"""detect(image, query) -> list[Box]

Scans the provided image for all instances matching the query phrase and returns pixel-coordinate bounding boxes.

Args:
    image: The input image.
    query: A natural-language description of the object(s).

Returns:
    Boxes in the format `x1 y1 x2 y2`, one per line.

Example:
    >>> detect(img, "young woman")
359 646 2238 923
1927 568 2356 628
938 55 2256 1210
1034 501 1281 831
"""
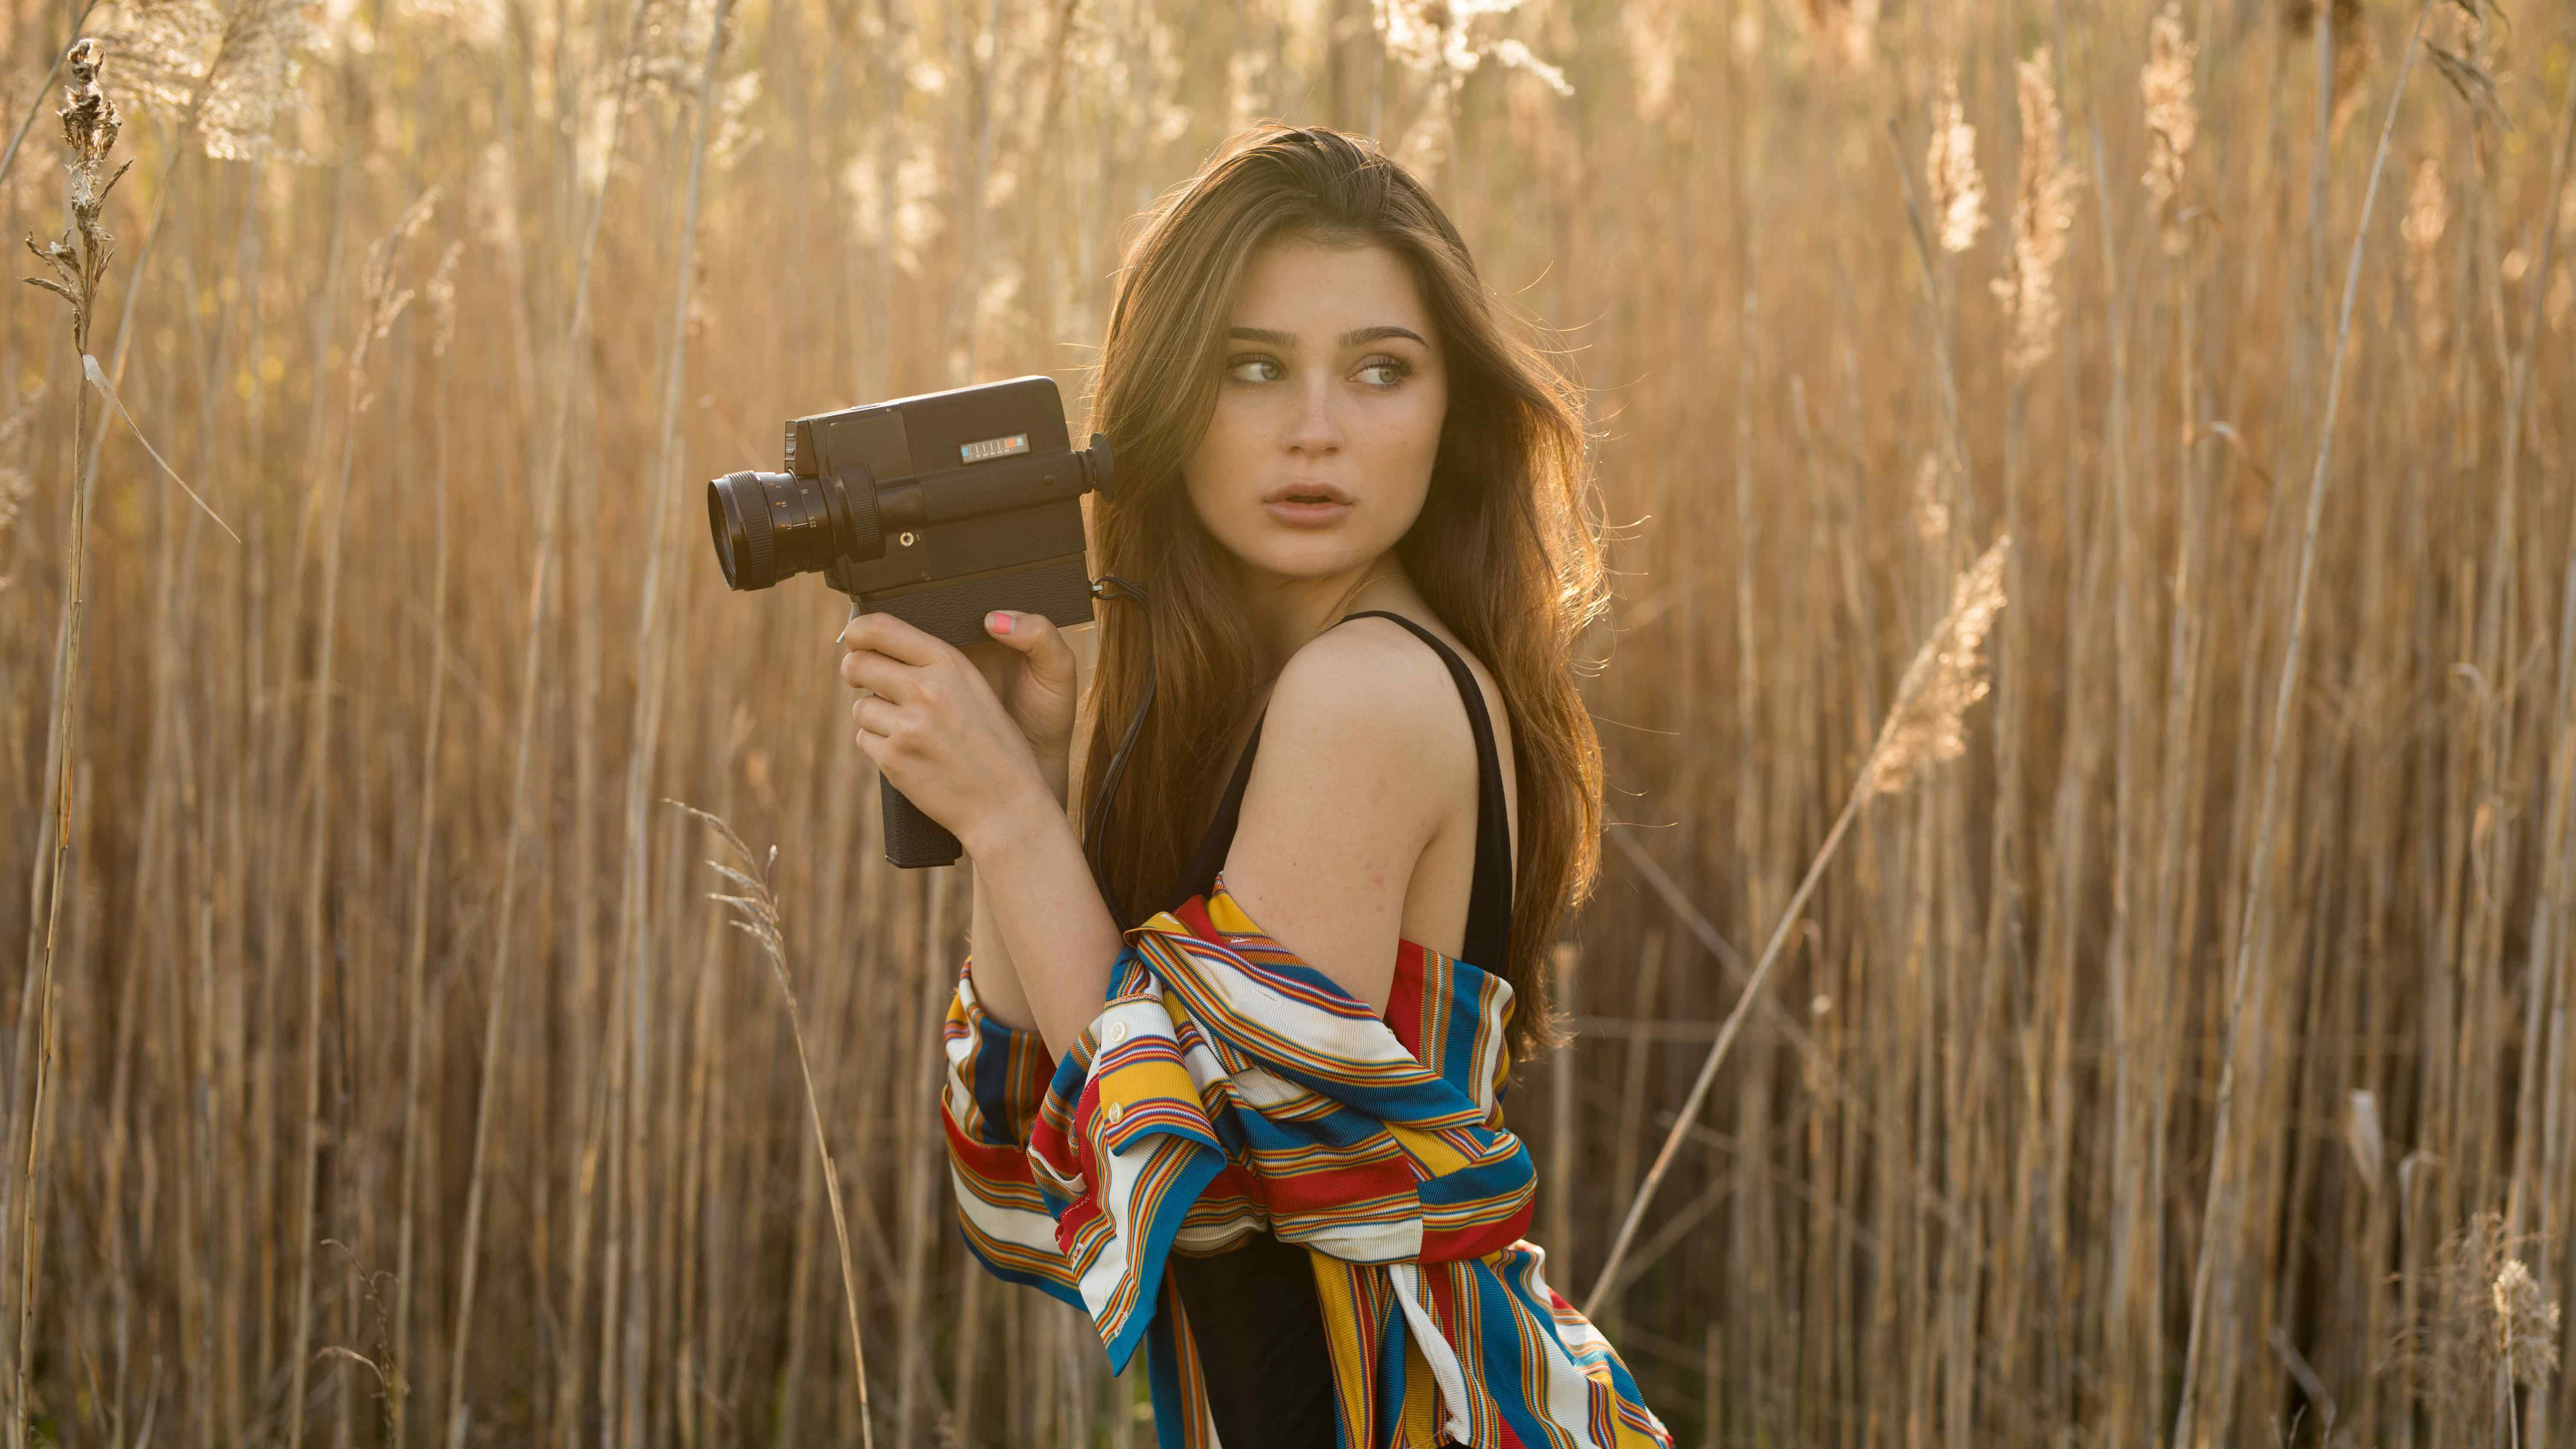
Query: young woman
837 124 1670 1449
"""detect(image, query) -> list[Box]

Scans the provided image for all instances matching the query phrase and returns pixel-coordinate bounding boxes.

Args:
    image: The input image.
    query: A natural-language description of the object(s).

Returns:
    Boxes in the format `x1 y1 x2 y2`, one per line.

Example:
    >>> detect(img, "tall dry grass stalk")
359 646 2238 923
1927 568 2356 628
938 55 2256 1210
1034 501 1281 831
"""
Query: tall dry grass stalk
668 804 874 1449
12 37 128 1449
284 179 437 1449
440 4 649 1441
1586 534 2008 1318
2172 9 2431 1443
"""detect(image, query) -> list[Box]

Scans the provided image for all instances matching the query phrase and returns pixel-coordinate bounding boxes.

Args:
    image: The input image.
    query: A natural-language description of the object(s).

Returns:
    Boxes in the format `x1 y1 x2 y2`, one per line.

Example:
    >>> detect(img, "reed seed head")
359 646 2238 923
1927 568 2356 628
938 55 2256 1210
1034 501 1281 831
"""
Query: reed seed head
1383 0 1570 174
2140 1 2196 254
672 801 793 991
2493 1259 2562 1388
1927 66 1986 255
1911 453 1951 541
1992 48 2076 376
1863 533 2009 799
2403 157 2449 357
113 0 319 160
425 240 463 360
1377 0 1569 84
350 188 441 413
2342 1088 2383 1191
1797 0 1877 69
0 391 40 590
2390 1210 2560 1421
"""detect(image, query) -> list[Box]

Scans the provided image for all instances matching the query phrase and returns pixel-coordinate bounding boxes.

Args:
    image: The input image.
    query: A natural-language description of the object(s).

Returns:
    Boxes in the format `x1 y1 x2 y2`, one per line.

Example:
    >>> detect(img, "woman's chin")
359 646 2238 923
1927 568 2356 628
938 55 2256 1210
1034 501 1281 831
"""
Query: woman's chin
1235 535 1386 582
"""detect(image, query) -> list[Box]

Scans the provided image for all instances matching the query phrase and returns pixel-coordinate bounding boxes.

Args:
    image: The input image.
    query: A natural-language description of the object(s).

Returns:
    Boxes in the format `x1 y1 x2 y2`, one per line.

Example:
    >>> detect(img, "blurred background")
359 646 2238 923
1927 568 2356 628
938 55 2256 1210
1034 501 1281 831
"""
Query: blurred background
4 0 2574 1443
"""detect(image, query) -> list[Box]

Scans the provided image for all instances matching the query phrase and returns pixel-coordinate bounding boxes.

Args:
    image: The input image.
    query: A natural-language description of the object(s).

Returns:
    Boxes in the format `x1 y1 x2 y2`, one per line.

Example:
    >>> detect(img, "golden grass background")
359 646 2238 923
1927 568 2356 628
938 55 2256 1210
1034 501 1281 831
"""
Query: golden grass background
3 0 2573 1443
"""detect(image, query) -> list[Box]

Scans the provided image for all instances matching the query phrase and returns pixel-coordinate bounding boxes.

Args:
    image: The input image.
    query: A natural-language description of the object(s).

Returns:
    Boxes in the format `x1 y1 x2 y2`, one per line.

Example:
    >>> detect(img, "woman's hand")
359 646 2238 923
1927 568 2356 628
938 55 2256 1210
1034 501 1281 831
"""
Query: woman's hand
956 609 1081 800
838 609 1065 852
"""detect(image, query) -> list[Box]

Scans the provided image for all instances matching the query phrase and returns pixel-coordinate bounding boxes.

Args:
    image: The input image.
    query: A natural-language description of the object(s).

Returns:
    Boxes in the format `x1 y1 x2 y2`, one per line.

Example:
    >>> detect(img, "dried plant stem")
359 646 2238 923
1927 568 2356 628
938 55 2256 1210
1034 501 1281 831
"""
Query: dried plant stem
75 0 281 506
607 0 737 1438
1547 943 1578 1270
283 173 432 1449
12 355 85 1449
1588 534 2007 1320
2494 14 2576 1227
2498 54 2576 1449
390 339 452 1449
442 6 650 1443
2170 9 2431 1445
1584 775 1866 1320
1884 120 1974 549
14 38 128 1449
1608 931 1668 1236
669 805 874 1449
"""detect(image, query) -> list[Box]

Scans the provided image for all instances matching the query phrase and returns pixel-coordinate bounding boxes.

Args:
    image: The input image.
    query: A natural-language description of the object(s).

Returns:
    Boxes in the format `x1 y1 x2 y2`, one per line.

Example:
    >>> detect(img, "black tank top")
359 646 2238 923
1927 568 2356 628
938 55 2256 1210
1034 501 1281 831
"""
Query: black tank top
1162 609 1515 1446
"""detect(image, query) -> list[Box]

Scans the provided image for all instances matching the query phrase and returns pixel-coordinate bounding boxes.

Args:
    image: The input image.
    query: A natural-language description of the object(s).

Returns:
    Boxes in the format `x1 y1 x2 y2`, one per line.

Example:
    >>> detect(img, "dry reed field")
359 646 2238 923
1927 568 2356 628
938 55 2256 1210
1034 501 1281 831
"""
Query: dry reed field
3 0 2574 1442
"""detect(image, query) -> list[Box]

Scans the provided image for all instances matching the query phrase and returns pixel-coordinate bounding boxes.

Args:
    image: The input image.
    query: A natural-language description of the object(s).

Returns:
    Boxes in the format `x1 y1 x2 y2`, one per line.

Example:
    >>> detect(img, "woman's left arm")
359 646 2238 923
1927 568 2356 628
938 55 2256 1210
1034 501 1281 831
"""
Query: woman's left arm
839 609 1122 1058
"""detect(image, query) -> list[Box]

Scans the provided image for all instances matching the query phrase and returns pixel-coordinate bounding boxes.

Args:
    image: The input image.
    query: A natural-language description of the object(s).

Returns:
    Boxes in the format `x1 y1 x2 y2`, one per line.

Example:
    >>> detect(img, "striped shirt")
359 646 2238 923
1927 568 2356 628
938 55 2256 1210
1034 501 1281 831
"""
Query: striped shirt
940 875 1675 1448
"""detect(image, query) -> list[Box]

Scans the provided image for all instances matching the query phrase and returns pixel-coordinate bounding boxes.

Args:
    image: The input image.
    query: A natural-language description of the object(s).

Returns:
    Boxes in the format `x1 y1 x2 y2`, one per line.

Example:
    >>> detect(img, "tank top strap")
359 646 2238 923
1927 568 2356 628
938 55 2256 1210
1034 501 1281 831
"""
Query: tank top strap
1171 611 1513 970
1334 611 1514 969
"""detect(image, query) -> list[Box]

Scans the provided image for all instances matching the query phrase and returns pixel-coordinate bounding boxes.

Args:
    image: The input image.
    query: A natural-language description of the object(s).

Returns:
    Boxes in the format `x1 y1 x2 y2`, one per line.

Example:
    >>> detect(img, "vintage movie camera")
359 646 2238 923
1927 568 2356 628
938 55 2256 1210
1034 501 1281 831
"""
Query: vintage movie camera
706 375 1114 868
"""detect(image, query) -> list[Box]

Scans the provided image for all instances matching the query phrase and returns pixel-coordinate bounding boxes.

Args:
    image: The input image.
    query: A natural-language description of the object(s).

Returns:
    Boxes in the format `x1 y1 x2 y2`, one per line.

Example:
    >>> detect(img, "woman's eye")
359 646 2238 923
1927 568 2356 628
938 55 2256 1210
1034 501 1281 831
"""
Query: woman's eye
1356 358 1410 389
1225 356 1282 385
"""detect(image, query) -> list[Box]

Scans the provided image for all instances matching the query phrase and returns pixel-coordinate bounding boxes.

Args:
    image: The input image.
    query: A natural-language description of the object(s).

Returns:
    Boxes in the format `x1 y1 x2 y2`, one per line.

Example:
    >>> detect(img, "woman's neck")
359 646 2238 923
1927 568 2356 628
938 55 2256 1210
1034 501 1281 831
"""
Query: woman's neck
1234 556 1422 680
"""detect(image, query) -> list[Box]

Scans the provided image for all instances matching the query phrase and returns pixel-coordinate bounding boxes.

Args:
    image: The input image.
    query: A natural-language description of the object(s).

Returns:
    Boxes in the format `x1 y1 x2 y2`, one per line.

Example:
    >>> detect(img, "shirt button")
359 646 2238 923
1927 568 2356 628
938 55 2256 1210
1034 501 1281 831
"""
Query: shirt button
1105 1020 1129 1045
1103 1100 1125 1127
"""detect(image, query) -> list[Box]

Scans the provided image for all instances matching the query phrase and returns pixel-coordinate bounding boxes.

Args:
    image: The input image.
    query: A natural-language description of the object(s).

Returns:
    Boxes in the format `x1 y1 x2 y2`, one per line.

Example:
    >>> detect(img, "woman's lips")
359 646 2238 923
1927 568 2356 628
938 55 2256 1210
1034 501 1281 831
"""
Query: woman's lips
1263 497 1352 527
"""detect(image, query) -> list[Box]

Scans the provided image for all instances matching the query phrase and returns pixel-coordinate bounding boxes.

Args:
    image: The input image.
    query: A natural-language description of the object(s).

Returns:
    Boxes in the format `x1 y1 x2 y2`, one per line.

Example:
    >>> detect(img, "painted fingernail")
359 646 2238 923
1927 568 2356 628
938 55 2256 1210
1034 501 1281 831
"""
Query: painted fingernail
988 611 1014 635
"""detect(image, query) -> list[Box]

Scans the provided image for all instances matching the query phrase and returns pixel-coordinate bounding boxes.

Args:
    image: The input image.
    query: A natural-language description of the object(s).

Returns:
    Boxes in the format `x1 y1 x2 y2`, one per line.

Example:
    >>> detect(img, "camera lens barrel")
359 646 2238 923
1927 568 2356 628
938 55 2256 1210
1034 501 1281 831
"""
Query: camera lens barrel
705 432 1111 592
708 469 878 590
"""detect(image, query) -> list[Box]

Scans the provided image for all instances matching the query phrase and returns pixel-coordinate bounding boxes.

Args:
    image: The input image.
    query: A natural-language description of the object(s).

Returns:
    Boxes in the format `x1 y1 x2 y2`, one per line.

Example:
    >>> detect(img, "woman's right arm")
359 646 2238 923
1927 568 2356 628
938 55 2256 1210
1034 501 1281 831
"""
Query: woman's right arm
960 764 1065 1036
907 603 1088 1041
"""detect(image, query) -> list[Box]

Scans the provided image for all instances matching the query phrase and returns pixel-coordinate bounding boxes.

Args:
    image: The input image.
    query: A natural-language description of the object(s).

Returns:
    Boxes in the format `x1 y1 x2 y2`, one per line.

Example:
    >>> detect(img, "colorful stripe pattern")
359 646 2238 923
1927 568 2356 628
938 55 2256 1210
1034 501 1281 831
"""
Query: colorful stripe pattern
938 876 1674 1448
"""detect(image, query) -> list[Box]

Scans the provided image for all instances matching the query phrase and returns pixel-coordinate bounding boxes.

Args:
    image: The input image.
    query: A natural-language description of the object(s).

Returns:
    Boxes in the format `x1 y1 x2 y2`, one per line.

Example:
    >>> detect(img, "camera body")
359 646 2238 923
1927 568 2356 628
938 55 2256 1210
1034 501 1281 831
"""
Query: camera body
707 374 1112 867
798 374 1098 645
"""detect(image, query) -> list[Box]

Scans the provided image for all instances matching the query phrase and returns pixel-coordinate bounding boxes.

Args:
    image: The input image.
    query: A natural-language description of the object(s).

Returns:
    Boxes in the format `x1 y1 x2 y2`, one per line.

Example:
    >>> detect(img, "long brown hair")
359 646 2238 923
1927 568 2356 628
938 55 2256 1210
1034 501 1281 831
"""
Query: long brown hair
1077 123 1607 1063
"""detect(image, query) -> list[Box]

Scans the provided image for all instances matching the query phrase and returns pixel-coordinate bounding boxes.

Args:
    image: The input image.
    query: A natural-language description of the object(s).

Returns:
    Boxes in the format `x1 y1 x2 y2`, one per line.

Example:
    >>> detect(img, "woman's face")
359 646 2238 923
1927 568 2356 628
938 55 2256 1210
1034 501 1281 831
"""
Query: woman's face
1182 235 1449 585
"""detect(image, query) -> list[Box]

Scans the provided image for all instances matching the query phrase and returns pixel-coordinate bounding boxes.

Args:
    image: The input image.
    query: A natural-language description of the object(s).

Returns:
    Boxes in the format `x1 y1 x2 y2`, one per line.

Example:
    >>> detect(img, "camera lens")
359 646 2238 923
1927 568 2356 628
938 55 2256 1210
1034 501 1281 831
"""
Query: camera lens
707 470 842 590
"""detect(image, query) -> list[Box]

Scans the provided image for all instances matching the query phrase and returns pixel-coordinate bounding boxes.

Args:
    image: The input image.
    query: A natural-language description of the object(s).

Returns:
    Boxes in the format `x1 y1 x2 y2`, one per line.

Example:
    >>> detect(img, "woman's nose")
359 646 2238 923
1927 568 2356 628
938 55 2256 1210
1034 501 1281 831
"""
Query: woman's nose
1284 383 1343 456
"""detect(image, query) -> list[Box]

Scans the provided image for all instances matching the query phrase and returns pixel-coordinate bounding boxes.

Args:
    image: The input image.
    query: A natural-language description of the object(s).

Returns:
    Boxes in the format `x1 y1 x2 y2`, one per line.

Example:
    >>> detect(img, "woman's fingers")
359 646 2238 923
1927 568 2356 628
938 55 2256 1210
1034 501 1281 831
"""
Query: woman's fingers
981 610 1077 693
840 645 920 701
852 693 901 741
837 608 947 666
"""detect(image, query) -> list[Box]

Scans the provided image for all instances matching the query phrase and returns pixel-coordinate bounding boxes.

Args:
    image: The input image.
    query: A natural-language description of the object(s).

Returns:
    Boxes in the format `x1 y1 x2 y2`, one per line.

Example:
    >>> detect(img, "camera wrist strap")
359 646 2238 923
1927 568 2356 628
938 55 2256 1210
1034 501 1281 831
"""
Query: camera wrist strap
1083 574 1153 919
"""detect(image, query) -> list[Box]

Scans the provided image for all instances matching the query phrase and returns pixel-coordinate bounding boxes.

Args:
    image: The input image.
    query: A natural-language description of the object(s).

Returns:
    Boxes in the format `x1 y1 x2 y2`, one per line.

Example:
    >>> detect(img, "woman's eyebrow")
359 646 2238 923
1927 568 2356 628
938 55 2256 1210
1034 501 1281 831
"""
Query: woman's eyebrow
1227 324 1429 349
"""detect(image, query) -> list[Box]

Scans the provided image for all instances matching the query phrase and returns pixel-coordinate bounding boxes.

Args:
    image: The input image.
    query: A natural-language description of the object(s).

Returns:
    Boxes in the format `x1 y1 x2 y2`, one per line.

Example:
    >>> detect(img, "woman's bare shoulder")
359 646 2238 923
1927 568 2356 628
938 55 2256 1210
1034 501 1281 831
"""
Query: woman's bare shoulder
1260 615 1484 802
1222 616 1486 1004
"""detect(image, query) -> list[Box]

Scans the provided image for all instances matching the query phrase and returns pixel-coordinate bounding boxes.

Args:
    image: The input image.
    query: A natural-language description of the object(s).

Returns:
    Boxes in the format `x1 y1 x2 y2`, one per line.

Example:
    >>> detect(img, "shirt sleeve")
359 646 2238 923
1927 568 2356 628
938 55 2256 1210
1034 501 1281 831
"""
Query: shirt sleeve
938 955 1087 1309
1021 948 1231 1375
938 948 1231 1370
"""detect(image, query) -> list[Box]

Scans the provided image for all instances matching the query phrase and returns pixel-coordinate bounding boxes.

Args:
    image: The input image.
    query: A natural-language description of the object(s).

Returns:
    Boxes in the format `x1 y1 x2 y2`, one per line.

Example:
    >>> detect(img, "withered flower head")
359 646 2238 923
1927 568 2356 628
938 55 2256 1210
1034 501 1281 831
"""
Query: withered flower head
25 37 136 341
59 38 122 170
